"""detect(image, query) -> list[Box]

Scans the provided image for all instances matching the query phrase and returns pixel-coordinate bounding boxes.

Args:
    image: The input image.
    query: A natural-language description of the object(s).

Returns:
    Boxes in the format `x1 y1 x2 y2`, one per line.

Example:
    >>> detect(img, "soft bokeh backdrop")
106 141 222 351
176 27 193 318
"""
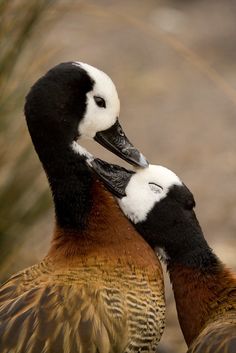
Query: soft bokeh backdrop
1 0 236 352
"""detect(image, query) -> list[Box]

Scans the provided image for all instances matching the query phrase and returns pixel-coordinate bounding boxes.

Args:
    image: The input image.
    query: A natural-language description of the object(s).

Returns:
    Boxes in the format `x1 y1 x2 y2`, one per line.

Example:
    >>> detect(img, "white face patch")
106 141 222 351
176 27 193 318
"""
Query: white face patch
71 141 94 164
73 62 120 139
118 164 182 224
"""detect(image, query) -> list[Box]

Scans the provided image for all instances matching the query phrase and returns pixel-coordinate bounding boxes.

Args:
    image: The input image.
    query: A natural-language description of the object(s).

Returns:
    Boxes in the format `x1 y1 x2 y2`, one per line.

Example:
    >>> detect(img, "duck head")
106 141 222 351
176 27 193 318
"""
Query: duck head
88 157 208 264
25 61 148 168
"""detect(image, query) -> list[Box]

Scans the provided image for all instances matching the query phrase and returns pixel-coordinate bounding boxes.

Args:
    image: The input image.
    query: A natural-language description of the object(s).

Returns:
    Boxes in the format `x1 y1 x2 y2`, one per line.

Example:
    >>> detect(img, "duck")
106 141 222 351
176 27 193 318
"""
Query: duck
0 62 165 353
89 158 236 353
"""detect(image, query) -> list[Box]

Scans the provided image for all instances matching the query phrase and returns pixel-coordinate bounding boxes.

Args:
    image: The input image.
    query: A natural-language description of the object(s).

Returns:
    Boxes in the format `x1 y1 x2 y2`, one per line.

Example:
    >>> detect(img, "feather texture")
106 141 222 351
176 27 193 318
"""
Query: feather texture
0 258 165 353
187 313 236 353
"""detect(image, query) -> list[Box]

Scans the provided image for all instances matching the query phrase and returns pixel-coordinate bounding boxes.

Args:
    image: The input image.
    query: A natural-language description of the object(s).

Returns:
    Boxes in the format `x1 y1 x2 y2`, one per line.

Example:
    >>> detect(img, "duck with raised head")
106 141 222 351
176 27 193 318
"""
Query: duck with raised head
90 158 236 353
0 62 165 353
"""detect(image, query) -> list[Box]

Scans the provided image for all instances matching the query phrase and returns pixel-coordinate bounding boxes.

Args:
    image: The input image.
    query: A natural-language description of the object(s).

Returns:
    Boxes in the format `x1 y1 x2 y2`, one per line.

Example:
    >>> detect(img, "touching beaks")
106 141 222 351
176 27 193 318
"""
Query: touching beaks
87 157 134 198
94 120 148 168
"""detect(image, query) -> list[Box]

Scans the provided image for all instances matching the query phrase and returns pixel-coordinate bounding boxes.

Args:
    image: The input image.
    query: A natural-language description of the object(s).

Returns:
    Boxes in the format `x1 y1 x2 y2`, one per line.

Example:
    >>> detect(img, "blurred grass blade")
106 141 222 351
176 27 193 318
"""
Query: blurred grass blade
0 0 60 281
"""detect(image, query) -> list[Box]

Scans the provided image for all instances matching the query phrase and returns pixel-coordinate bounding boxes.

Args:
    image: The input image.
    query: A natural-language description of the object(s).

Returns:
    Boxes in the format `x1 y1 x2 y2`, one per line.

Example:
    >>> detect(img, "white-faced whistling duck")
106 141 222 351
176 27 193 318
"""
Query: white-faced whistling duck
0 63 165 353
90 160 236 353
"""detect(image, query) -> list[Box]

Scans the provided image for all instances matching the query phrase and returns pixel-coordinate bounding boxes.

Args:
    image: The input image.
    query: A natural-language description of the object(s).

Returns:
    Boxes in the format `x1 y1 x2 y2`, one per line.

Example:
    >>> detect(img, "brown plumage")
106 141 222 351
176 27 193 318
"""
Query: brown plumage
0 63 165 352
87 162 236 353
169 263 236 353
0 182 165 353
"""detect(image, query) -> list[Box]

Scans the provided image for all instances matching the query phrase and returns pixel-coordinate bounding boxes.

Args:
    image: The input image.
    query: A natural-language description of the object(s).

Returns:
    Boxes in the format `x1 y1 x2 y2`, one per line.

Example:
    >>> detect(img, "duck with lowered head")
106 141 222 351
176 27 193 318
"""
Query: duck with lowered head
89 157 236 353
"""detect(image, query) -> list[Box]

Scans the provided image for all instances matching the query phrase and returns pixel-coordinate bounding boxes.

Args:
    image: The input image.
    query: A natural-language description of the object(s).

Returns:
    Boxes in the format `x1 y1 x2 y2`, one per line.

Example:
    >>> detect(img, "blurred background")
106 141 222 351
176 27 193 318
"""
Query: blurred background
1 0 236 352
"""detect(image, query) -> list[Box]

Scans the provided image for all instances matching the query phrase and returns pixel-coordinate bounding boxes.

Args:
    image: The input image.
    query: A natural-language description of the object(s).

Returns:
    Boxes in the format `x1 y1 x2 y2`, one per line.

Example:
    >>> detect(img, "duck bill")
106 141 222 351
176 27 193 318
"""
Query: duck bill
94 120 148 168
87 157 134 198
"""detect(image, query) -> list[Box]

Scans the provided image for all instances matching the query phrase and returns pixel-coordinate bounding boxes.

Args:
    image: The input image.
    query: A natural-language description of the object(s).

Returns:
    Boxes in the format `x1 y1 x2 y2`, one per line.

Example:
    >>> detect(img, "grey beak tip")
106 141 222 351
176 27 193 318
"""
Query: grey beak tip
139 153 149 168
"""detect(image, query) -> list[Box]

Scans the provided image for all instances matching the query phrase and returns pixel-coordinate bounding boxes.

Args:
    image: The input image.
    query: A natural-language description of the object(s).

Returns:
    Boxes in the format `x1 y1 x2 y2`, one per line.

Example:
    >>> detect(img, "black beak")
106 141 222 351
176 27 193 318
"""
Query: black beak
87 157 134 198
94 120 148 168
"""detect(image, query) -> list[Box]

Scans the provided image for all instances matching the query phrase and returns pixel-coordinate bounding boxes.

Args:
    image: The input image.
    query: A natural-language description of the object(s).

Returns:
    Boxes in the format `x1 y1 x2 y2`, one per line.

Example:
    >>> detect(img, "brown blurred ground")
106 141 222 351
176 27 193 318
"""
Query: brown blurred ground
1 1 236 352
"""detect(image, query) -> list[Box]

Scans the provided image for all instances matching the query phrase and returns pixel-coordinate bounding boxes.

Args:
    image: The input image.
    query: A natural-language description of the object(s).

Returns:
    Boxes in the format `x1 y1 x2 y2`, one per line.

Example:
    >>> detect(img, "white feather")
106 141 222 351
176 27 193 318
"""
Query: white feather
73 62 120 138
118 165 182 223
71 141 94 165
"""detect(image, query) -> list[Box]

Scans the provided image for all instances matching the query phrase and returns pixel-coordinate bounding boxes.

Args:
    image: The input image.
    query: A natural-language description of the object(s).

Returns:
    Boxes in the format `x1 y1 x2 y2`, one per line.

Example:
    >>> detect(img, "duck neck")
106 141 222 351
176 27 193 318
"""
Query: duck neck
167 239 236 346
36 136 93 231
24 64 96 231
48 180 162 274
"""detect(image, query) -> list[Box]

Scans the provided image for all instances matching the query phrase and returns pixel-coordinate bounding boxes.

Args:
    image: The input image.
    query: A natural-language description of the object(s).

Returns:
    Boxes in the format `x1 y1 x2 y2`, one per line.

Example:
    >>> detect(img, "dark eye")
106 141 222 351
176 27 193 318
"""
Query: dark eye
149 182 163 194
94 96 106 108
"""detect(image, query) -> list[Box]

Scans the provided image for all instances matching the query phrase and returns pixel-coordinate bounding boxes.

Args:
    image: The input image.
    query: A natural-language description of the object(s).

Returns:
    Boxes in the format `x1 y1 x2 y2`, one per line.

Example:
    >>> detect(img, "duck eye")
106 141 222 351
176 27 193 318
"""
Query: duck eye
94 96 106 108
149 182 163 194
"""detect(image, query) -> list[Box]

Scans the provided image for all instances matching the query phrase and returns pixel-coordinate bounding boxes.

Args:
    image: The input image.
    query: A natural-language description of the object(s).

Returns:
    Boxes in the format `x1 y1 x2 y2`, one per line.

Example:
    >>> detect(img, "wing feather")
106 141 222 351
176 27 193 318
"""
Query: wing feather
0 281 127 353
0 262 163 352
188 321 236 353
